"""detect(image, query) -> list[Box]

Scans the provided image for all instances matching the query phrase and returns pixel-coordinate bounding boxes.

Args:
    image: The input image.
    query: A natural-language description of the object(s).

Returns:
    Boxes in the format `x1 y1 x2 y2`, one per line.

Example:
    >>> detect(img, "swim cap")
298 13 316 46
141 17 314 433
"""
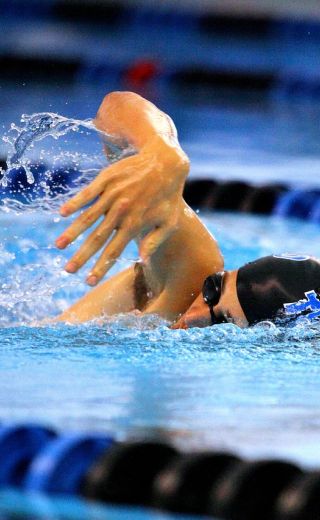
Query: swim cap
236 254 320 324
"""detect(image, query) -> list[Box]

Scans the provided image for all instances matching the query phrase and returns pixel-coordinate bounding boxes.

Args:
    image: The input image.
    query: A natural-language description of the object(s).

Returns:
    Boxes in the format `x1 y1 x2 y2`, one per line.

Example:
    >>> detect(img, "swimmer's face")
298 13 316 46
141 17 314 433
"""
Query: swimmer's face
172 270 248 329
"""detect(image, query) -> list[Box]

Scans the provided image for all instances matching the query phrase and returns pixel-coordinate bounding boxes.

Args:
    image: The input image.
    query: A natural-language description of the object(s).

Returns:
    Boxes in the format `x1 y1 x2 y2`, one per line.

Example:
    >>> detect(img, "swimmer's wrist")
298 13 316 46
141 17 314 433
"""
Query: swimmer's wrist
141 134 190 179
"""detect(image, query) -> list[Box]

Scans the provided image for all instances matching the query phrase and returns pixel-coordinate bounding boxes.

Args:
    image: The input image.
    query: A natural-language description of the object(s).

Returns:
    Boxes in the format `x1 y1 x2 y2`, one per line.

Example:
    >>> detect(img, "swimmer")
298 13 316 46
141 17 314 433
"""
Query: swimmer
54 92 320 328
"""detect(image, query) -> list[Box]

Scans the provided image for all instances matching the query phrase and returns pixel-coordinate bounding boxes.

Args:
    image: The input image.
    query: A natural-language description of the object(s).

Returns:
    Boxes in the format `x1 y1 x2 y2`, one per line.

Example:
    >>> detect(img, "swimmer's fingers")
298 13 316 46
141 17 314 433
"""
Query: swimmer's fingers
63 199 130 274
59 154 142 217
139 225 173 263
88 229 131 285
59 163 119 217
56 191 112 249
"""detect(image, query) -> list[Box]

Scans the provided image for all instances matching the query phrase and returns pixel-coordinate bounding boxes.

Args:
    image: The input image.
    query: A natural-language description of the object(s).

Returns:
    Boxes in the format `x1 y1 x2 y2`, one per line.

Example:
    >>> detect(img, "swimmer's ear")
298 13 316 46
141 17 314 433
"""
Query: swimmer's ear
139 226 172 263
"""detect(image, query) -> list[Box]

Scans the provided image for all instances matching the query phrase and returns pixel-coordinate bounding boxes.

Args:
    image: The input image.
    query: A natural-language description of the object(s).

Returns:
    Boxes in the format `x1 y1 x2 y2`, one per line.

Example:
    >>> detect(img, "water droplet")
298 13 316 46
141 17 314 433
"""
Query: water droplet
0 172 8 187
25 164 35 185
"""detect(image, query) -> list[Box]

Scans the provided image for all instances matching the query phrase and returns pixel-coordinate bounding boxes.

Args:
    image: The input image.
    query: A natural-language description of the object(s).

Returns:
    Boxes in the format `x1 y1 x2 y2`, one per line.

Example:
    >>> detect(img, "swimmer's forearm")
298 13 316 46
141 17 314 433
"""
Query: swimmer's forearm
95 91 190 182
95 91 181 151
55 267 137 323
95 90 190 205
57 92 190 284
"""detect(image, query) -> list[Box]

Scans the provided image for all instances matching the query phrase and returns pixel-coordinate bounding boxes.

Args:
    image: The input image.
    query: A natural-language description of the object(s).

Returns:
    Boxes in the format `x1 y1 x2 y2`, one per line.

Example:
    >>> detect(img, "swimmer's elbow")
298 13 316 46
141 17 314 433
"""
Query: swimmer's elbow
178 151 190 176
153 134 190 177
98 91 147 116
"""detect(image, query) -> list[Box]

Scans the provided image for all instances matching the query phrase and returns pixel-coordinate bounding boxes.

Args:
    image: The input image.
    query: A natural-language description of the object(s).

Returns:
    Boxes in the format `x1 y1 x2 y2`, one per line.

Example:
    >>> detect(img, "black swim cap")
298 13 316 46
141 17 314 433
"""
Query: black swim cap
236 254 320 324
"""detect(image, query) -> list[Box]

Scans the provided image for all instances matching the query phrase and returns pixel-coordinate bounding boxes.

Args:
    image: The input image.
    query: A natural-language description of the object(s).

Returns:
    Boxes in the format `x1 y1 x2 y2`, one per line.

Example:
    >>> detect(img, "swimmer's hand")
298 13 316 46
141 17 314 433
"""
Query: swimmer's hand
55 92 189 285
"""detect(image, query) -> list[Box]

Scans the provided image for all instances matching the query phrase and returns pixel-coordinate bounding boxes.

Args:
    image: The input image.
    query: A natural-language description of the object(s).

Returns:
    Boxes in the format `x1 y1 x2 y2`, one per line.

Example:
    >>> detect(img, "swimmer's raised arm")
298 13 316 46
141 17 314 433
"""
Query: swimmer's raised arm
55 93 224 324
56 92 189 285
94 90 179 150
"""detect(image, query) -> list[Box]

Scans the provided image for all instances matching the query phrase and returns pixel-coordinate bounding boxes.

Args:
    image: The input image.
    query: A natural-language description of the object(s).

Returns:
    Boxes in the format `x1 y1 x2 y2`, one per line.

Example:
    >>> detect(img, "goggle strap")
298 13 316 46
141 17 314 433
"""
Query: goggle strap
209 306 216 325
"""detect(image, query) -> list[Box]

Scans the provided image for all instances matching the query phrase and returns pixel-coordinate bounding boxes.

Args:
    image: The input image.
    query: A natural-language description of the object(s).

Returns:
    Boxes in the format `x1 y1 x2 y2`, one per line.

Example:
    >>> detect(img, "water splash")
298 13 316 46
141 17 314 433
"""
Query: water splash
1 112 136 192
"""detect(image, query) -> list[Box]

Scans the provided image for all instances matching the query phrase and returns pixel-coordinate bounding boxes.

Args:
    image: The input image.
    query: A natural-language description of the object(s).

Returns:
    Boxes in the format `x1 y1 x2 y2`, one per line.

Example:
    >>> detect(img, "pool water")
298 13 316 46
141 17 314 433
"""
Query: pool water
1 208 320 470
1 89 320 518
0 488 203 520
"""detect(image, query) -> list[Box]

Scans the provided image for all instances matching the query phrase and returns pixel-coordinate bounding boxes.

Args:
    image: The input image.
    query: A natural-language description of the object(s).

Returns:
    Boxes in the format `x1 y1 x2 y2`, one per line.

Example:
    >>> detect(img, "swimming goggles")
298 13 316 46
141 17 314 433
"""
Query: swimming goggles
202 271 227 325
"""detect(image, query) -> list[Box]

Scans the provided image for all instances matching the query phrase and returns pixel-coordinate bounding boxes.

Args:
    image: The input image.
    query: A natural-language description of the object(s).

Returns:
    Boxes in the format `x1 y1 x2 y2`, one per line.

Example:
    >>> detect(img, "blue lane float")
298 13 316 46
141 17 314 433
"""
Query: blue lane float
0 424 55 487
273 190 320 219
24 433 113 494
309 198 320 224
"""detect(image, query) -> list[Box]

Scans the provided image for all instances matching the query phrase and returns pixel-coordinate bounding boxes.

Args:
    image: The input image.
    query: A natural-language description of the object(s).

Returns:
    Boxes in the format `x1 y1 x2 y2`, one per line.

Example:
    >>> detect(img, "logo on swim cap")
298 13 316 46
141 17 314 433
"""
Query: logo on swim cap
273 254 310 262
284 290 320 321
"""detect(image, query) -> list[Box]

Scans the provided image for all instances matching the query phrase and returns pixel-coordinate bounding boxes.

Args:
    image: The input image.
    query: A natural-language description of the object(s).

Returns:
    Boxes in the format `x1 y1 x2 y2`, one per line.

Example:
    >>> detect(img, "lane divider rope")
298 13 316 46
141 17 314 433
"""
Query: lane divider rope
0 423 317 519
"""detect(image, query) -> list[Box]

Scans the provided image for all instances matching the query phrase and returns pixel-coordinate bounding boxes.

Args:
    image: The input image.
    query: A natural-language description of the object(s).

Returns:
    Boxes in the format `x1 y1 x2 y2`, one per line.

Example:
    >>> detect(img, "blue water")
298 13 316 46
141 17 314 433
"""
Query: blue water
1 208 320 471
1 87 320 518
0 488 203 520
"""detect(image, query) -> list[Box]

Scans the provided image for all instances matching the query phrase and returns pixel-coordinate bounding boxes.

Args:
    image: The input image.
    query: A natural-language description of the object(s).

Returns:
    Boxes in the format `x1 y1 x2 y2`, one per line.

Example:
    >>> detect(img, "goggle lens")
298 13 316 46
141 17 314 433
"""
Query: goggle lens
202 271 225 307
202 271 226 325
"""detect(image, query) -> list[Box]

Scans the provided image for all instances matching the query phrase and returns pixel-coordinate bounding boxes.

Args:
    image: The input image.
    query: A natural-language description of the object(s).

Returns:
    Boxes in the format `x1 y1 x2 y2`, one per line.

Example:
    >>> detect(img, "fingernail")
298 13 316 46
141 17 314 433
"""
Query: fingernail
87 275 98 286
56 237 69 249
65 262 77 273
60 206 69 217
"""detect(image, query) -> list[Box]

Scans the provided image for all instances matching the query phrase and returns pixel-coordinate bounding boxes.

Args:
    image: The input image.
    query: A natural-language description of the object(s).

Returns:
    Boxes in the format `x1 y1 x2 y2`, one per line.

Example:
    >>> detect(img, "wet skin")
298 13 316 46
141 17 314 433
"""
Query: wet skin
55 92 224 324
172 270 248 329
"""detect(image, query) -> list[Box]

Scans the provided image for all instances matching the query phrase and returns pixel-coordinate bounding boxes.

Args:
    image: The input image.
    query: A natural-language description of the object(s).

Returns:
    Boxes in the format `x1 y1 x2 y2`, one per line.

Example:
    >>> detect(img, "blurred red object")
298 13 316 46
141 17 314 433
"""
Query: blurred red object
124 59 159 87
